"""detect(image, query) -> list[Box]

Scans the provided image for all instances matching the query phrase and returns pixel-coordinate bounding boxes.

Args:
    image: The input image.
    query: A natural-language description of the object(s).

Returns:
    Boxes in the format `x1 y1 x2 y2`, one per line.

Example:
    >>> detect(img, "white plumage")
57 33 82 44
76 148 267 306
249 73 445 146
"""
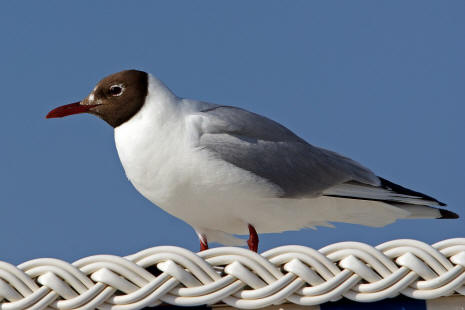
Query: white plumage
114 74 447 246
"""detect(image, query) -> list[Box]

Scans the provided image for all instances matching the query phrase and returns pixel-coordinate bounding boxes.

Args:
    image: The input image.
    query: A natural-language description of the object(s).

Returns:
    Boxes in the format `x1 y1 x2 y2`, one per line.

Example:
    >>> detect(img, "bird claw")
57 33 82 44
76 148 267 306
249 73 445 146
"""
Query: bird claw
247 224 259 252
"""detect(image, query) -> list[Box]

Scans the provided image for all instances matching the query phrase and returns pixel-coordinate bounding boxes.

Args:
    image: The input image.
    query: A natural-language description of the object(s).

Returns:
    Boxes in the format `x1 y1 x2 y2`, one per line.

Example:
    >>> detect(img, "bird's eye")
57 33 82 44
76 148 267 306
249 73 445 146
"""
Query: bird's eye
109 85 123 96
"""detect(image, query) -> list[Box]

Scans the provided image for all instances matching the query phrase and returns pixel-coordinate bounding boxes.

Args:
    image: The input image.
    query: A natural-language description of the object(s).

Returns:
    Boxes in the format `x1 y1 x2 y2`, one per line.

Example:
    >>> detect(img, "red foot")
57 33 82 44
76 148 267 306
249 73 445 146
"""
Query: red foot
247 224 259 252
200 237 208 251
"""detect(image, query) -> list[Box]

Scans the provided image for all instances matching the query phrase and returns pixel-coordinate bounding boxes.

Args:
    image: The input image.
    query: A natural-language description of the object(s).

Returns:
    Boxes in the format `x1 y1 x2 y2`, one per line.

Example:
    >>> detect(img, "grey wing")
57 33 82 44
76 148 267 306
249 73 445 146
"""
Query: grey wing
196 106 447 208
196 106 381 198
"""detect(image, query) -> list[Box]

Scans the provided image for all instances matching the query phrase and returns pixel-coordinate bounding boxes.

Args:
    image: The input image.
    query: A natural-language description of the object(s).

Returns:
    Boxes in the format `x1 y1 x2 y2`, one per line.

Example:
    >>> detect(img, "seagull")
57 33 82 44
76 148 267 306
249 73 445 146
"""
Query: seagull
46 70 458 252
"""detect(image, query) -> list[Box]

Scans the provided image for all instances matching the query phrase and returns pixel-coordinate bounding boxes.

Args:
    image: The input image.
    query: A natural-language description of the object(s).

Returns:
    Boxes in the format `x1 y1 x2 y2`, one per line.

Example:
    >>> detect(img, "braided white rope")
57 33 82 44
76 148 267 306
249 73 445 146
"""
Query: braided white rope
0 239 464 310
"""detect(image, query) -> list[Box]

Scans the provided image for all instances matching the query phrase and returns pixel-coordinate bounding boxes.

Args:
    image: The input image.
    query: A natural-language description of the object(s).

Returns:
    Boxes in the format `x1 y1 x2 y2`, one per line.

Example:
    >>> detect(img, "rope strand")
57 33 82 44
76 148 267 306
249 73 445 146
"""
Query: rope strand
0 239 464 309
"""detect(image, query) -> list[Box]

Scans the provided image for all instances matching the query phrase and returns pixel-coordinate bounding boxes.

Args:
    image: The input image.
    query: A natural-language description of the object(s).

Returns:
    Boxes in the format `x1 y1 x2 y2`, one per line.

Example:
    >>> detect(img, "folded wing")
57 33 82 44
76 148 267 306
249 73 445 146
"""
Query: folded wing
193 105 454 217
194 106 378 196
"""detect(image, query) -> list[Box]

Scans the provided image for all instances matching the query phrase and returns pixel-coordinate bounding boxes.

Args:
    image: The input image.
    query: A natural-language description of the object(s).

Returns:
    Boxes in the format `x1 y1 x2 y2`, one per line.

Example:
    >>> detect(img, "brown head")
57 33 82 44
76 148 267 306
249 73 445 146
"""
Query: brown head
46 70 149 128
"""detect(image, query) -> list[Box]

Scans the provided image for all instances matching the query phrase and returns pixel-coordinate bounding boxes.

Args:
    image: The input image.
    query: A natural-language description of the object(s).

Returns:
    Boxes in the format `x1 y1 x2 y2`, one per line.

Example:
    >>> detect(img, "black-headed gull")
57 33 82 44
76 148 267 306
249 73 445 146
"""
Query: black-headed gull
47 70 459 252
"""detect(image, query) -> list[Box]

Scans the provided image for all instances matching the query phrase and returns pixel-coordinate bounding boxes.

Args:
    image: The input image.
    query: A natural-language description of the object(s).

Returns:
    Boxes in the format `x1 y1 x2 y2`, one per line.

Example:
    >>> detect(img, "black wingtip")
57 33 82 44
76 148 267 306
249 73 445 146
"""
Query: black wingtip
378 177 446 206
438 208 460 219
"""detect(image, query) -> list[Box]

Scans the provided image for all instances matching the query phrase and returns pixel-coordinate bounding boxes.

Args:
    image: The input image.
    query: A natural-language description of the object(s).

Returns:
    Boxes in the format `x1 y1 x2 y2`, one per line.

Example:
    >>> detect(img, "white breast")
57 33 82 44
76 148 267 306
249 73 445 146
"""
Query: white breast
114 76 279 240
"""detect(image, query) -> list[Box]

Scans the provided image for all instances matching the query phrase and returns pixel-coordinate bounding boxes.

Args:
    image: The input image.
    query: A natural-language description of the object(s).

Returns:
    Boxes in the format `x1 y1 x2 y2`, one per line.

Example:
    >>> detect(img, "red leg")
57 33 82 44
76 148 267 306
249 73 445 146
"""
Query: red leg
199 235 208 251
247 224 259 252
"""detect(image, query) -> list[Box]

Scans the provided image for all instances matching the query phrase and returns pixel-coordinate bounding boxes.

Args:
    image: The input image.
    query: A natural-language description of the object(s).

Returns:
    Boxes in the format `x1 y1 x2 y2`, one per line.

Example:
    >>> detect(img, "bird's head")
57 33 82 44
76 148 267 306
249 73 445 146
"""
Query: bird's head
46 70 148 128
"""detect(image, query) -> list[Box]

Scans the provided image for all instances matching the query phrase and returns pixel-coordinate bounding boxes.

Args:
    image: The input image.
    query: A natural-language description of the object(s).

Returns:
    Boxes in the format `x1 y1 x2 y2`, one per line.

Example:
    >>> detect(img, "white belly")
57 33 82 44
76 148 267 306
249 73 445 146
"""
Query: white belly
113 110 283 237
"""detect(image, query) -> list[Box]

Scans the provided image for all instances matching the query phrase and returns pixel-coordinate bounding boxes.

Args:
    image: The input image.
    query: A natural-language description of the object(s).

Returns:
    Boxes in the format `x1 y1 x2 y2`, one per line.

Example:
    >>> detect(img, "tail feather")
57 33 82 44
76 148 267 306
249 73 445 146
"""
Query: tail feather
389 203 458 219
438 208 460 219
323 176 459 220
324 177 449 207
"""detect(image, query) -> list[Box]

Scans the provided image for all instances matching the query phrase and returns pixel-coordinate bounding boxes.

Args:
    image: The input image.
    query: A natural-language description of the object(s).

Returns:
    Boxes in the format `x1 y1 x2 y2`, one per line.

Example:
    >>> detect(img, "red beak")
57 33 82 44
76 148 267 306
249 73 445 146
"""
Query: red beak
46 102 98 119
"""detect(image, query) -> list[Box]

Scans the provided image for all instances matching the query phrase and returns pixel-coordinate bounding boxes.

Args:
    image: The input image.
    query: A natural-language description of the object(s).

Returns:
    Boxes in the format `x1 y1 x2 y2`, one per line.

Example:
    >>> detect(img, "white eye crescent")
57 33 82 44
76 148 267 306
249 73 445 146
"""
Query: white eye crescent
109 84 124 96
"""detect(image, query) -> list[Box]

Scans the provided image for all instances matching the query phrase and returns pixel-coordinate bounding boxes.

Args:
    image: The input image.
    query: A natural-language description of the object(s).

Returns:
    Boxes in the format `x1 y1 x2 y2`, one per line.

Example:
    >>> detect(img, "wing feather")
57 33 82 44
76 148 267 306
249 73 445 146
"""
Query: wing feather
194 105 380 197
188 104 451 216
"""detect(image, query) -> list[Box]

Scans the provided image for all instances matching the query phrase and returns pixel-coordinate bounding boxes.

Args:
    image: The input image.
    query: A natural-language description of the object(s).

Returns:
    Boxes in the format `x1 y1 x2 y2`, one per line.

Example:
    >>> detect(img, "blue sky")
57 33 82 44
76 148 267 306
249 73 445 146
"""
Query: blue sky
0 1 463 264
